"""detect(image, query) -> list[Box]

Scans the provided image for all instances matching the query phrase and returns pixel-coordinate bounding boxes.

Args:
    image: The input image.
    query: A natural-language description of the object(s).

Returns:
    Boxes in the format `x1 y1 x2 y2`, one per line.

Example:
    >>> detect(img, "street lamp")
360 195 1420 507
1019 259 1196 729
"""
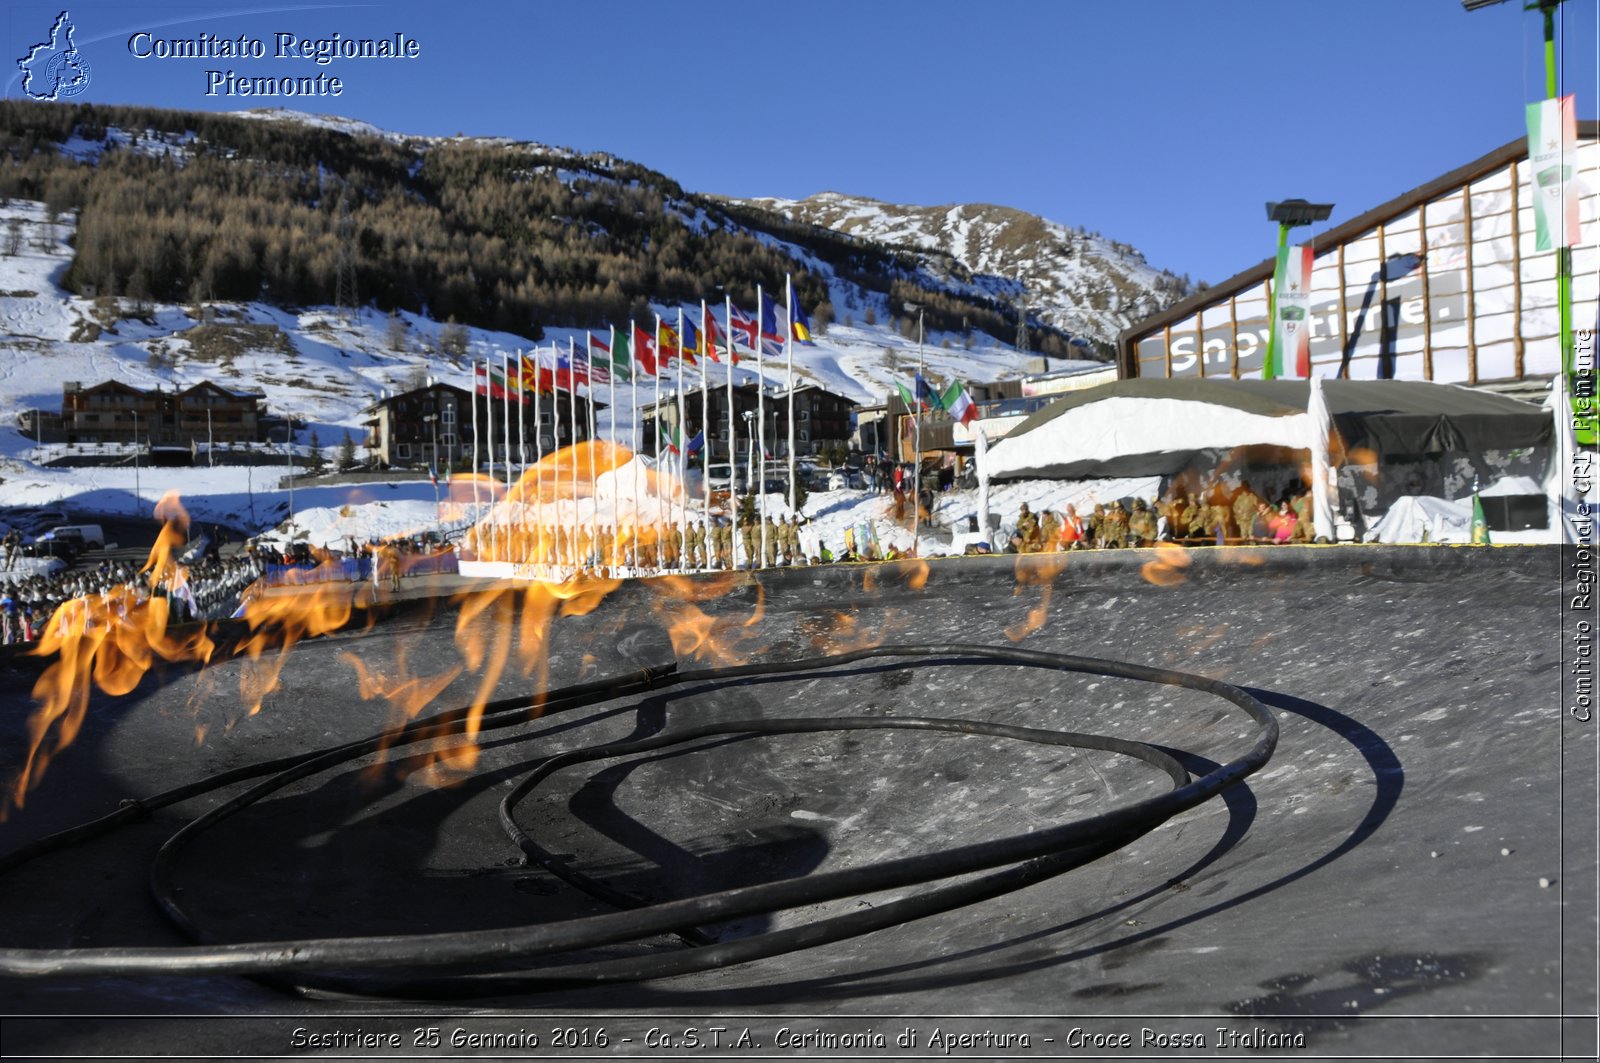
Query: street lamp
742 410 755 494
1262 199 1335 379
423 413 440 520
741 409 756 569
132 408 141 516
284 416 296 525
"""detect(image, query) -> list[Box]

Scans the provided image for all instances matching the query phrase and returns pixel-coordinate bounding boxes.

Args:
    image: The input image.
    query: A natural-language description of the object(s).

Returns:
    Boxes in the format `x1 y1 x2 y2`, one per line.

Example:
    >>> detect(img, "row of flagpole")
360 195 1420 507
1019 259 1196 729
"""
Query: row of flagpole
459 277 814 577
459 289 983 576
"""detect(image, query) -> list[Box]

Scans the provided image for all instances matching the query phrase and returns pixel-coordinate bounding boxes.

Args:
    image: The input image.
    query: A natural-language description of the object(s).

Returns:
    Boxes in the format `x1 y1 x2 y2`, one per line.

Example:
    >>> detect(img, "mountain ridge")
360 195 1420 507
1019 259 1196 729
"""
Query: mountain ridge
738 190 1192 348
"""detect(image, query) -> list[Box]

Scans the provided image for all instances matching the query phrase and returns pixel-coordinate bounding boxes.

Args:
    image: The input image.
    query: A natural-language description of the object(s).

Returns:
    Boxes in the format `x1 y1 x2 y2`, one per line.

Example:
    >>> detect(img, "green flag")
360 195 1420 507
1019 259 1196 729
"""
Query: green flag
1471 493 1491 546
609 331 632 382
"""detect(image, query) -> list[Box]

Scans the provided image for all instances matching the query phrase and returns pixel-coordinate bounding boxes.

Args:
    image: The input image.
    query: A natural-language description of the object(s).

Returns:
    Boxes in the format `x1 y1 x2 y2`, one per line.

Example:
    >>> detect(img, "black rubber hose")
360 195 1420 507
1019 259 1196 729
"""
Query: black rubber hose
0 662 678 876
0 645 1273 982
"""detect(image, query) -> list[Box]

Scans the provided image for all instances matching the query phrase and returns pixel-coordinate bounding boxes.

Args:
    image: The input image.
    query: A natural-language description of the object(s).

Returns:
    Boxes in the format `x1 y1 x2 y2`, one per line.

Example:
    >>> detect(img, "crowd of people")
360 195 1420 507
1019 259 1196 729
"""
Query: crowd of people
0 552 266 646
1007 481 1315 553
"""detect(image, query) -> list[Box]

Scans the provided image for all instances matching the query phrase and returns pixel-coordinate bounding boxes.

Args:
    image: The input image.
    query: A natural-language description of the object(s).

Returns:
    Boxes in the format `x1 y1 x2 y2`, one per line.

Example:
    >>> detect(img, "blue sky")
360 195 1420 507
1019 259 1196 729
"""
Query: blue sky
6 0 1597 287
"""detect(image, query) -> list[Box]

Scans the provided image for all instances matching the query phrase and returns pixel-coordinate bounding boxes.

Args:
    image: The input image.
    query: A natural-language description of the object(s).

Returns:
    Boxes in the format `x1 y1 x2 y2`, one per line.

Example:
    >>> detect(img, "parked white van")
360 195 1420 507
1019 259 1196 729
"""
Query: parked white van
40 524 106 549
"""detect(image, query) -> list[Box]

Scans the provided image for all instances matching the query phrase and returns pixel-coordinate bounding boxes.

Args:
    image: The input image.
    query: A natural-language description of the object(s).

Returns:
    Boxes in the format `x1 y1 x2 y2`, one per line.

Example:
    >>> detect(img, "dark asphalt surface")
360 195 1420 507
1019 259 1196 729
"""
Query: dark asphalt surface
0 545 1591 1060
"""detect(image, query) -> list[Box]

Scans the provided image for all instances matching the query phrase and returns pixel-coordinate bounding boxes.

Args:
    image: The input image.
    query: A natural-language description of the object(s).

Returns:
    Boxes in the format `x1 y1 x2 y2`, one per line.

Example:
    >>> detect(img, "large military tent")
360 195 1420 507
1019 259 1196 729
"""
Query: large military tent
984 378 1552 481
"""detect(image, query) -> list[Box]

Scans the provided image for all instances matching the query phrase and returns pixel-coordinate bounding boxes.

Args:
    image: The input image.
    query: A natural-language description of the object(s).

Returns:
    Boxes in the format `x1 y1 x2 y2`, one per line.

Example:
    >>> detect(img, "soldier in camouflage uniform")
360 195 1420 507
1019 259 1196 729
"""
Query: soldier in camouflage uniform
1206 490 1231 545
1087 504 1107 549
1232 481 1260 544
1292 491 1313 542
740 518 756 569
763 517 779 567
1015 503 1040 553
1127 498 1156 546
1039 509 1061 552
1177 496 1203 544
1103 501 1129 548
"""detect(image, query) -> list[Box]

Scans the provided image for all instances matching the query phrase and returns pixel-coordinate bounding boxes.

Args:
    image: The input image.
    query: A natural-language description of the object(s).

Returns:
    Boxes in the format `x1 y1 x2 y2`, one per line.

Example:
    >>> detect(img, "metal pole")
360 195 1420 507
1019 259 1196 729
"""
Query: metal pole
726 295 738 568
756 285 767 567
1540 1 1579 442
786 274 797 512
534 350 547 573
471 360 480 533
608 326 619 572
911 309 924 556
284 416 294 526
1262 221 1289 380
427 413 439 522
516 351 527 566
133 408 141 516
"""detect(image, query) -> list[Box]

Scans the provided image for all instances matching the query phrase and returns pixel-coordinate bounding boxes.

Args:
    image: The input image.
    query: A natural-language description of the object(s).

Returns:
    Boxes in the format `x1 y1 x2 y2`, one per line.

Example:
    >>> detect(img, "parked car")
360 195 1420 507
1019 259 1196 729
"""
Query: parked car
827 470 867 490
40 524 105 549
25 532 84 561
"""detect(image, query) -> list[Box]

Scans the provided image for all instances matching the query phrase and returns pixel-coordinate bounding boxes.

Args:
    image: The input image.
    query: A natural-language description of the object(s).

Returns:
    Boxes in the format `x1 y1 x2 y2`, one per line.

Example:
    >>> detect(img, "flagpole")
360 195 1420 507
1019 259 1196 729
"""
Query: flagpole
676 305 688 551
515 348 527 568
755 284 767 568
568 336 579 575
586 331 599 575
912 309 924 557
654 313 665 575
533 350 545 576
725 295 738 571
501 350 513 563
786 274 797 513
608 325 619 573
471 358 480 548
485 354 497 561
629 319 639 572
700 300 711 553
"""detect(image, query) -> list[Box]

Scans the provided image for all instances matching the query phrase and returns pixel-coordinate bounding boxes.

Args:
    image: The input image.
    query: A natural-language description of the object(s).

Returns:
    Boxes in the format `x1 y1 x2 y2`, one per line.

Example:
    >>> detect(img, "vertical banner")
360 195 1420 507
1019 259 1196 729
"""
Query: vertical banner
1274 244 1315 378
1526 94 1580 250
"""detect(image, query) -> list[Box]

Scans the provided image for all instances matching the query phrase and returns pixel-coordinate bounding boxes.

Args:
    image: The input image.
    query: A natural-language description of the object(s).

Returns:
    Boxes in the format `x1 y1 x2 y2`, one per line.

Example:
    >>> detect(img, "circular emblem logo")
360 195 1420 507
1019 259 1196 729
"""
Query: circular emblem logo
44 50 92 98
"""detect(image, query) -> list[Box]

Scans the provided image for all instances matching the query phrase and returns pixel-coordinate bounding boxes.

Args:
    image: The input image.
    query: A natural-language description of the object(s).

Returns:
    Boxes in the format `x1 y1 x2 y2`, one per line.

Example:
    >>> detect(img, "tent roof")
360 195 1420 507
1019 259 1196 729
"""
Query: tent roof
986 378 1552 481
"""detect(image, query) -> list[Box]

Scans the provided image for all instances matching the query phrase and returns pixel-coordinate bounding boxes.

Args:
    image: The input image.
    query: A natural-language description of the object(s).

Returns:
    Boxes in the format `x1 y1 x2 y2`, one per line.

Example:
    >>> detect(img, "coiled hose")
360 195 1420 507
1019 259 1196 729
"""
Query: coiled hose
0 644 1276 997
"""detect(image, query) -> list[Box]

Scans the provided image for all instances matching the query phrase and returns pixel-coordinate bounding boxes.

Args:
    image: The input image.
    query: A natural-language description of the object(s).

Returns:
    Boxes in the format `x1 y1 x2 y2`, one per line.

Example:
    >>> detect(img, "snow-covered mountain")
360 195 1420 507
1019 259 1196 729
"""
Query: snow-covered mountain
738 192 1192 347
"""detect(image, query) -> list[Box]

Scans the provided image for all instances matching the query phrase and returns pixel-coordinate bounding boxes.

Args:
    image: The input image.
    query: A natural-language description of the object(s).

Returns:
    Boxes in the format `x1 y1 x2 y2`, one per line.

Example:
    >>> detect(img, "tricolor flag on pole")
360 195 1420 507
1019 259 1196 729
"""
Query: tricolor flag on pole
1272 244 1315 378
941 381 977 427
1526 95 1581 251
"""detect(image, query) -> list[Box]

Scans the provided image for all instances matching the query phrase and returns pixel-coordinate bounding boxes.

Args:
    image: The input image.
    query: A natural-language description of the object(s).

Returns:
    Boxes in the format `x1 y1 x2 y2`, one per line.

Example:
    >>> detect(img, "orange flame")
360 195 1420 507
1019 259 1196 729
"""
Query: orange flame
6 434 799 815
1004 553 1068 642
651 574 767 666
11 493 215 812
1141 542 1193 587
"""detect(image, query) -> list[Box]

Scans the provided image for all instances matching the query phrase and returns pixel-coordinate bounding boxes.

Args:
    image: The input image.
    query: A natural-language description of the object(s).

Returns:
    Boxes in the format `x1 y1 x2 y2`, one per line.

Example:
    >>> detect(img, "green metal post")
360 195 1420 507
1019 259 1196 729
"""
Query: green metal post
1539 0 1584 440
1262 221 1290 380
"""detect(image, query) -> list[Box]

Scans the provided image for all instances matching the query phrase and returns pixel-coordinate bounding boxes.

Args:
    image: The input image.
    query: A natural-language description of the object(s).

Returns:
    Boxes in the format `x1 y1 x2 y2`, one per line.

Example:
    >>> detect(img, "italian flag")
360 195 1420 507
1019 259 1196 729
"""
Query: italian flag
941 381 977 427
1273 244 1315 378
1526 95 1580 251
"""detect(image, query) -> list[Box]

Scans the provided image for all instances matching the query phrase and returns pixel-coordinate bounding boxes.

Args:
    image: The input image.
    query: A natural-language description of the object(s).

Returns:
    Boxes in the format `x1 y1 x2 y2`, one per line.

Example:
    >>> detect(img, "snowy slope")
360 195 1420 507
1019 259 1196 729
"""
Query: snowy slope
740 192 1191 346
